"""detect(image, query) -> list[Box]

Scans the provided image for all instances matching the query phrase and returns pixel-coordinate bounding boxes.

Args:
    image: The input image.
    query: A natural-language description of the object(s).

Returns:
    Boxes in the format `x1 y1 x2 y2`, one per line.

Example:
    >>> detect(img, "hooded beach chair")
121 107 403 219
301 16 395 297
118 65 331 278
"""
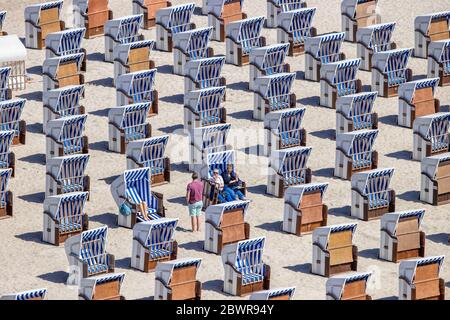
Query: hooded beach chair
113 39 155 84
126 135 170 185
43 192 89 245
336 92 378 134
0 288 47 300
399 256 445 300
0 11 7 36
283 182 328 236
413 112 450 161
420 152 450 205
222 237 270 296
0 131 15 176
263 107 306 157
45 28 87 72
249 43 290 91
184 86 226 131
24 1 65 49
335 129 379 180
253 72 296 120
380 209 426 263
65 226 115 283
0 168 12 219
249 287 295 300
79 272 125 300
184 56 226 96
0 98 26 145
372 48 413 98
326 272 372 300
225 16 266 66
356 22 396 71
341 0 380 42
42 53 85 92
351 168 395 220
73 0 113 38
0 67 12 102
110 167 165 228
267 146 312 198
108 103 151 154
277 8 316 57
132 0 171 29
104 15 144 62
45 154 90 197
427 40 450 87
155 258 202 300
155 3 196 52
43 85 85 132
267 0 307 28
204 200 250 254
398 78 440 128
207 0 247 41
312 223 358 277
414 11 450 59
305 32 346 82
116 69 158 116
173 27 214 75
131 218 178 271
0 36 27 91
45 114 88 159
320 59 362 109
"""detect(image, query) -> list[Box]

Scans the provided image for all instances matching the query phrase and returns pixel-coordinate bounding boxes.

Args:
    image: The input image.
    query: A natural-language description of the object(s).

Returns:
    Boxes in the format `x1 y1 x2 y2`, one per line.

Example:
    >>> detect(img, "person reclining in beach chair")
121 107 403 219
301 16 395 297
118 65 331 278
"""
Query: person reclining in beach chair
222 164 246 200
209 168 235 203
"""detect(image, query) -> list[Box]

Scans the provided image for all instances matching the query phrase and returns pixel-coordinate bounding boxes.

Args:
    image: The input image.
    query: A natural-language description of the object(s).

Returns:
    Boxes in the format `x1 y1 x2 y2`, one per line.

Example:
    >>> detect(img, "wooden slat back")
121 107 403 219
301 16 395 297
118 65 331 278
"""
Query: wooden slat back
414 101 435 118
341 279 366 299
413 87 433 103
430 31 450 41
93 280 120 300
268 294 290 300
397 233 420 251
129 47 149 64
329 246 354 265
355 1 377 19
328 230 352 249
171 265 197 285
171 282 197 300
397 217 419 235
57 62 78 78
300 190 322 208
415 263 439 282
41 21 62 39
89 0 109 12
415 279 441 299
436 161 450 178
222 208 244 227
223 0 242 18
40 7 59 25
429 19 449 35
222 224 246 244
300 206 324 224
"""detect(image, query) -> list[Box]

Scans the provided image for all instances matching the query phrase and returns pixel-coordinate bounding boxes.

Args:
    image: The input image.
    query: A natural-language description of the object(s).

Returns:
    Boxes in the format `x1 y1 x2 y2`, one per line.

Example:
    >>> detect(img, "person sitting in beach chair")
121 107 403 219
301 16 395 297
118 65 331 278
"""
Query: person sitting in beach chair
73 0 114 39
415 11 450 59
428 40 450 87
209 168 235 203
222 164 246 200
0 288 47 300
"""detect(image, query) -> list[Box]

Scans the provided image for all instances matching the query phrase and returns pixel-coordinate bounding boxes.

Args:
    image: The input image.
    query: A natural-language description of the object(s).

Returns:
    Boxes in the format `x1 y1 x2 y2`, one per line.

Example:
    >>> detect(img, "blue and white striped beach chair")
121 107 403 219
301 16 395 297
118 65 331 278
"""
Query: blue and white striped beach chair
413 112 450 161
267 146 312 197
0 288 47 300
73 0 113 38
79 272 125 300
0 168 12 219
250 287 296 300
43 191 89 245
267 0 307 28
0 131 15 176
173 27 214 75
207 0 247 41
226 16 265 66
116 69 158 116
126 135 170 185
253 72 296 120
277 7 316 56
372 48 413 97
0 67 11 102
428 40 450 87
156 3 196 52
131 218 178 272
45 28 87 71
264 107 306 156
132 0 171 29
184 56 226 96
336 92 378 134
111 167 165 228
305 32 346 81
184 86 226 131
221 237 270 296
24 1 64 49
45 154 90 198
351 168 395 220
0 98 26 145
420 152 450 205
108 102 151 154
42 53 85 92
65 225 115 282
415 11 450 58
249 43 290 90
326 272 372 300
0 11 7 35
341 0 380 42
45 114 88 159
320 58 361 108
104 15 144 62
380 209 426 262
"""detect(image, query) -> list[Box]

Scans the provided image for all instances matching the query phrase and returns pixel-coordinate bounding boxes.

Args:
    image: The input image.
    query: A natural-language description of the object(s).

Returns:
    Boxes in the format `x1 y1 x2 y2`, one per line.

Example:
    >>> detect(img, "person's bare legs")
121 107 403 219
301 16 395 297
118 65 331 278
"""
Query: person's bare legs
196 216 201 232
191 216 197 232
140 201 149 220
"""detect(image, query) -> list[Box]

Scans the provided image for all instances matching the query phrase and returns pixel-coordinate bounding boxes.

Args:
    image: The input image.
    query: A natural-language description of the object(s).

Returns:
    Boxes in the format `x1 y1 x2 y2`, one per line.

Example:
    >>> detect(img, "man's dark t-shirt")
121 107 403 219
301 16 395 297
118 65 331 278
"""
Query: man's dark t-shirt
222 171 237 187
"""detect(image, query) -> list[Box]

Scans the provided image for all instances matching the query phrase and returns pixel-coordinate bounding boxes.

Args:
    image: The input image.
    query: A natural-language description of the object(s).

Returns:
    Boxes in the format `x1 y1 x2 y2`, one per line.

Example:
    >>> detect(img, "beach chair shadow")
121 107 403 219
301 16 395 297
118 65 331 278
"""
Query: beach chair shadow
202 279 228 295
89 77 113 88
246 184 269 196
385 150 411 160
26 122 43 134
17 91 42 102
27 65 42 76
378 295 398 300
313 167 334 178
89 108 110 117
99 174 120 185
379 114 397 126
159 124 184 134
19 192 45 204
397 190 421 203
227 81 249 92
228 110 253 120
284 263 311 274
15 231 43 244
115 257 132 270
38 271 68 284
358 248 379 260
160 94 184 104
19 153 45 165
86 52 105 62
328 205 359 219
170 162 188 173
239 144 263 156
297 96 319 107
256 221 281 232
310 128 335 140
156 64 173 74
426 233 449 245
296 70 305 80
167 196 186 205
89 141 110 152
89 212 119 229
178 240 204 253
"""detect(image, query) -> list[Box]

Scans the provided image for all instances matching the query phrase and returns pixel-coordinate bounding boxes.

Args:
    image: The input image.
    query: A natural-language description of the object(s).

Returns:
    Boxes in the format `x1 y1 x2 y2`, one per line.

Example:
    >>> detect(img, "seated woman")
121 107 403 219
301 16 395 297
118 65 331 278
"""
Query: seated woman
222 164 246 200
209 168 235 203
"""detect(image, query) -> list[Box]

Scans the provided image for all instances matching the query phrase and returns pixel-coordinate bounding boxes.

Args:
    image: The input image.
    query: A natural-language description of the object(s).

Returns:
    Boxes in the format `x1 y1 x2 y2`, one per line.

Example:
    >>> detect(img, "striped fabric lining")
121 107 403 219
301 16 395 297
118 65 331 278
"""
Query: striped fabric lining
277 0 306 12
363 169 394 209
265 73 295 112
347 130 378 169
316 32 345 63
285 8 316 45
120 104 150 143
94 273 125 286
199 123 231 151
368 23 395 52
191 57 225 89
426 114 450 152
438 41 450 75
415 255 445 267
278 108 305 147
0 67 11 102
166 3 195 34
260 44 289 75
235 237 266 285
184 27 212 60
138 136 169 174
279 147 312 187
58 115 87 156
344 272 371 284
52 85 84 117
349 92 377 130
55 192 88 234
235 17 265 54
144 219 177 258
333 59 360 97
0 99 26 139
39 0 63 11
124 70 156 104
193 87 225 126
15 288 47 300
382 49 412 86
57 155 90 194
80 226 109 276
0 130 13 170
207 150 234 177
0 11 6 31
51 28 85 56
0 168 11 208
116 15 143 44
329 223 357 234
267 287 296 298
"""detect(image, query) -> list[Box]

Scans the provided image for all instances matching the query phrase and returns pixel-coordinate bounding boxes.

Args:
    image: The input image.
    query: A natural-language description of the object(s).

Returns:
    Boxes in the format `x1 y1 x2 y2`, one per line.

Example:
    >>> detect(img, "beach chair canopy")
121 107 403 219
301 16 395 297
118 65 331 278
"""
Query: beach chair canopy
0 67 11 101
192 123 231 151
47 114 87 154
43 53 84 79
277 8 316 45
336 92 378 130
428 40 450 75
113 40 155 65
43 85 85 117
321 58 361 85
254 72 295 99
47 155 90 193
313 223 358 249
105 15 143 44
284 182 328 208
226 16 265 54
381 209 425 236
372 48 413 85
250 43 290 75
341 0 378 18
24 1 63 26
0 168 12 207
0 288 47 301
399 78 439 104
305 32 345 63
133 218 178 253
336 129 378 165
357 22 396 52
0 98 26 136
264 108 305 147
221 237 266 285
250 287 296 300
0 130 14 169
185 56 225 88
399 256 445 284
108 103 150 142
413 113 450 152
414 11 450 35
351 168 394 208
156 3 195 34
127 135 169 168
185 86 225 126
205 200 250 227
45 28 86 56
44 192 89 234
116 69 157 103
205 150 235 178
421 152 450 179
155 258 201 285
207 0 244 17
327 272 371 300
173 27 212 59
271 146 312 186
0 35 27 64
79 272 125 300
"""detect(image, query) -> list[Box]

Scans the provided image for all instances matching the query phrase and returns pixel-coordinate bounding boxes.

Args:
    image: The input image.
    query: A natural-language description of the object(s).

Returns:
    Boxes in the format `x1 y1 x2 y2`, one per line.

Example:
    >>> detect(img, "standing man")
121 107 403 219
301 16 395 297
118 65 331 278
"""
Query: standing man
186 172 204 232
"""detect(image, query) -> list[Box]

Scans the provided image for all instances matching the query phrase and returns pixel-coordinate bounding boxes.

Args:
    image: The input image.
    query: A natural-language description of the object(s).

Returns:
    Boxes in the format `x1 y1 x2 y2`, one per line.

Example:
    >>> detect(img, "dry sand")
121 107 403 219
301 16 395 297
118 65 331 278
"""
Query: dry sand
0 0 449 300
